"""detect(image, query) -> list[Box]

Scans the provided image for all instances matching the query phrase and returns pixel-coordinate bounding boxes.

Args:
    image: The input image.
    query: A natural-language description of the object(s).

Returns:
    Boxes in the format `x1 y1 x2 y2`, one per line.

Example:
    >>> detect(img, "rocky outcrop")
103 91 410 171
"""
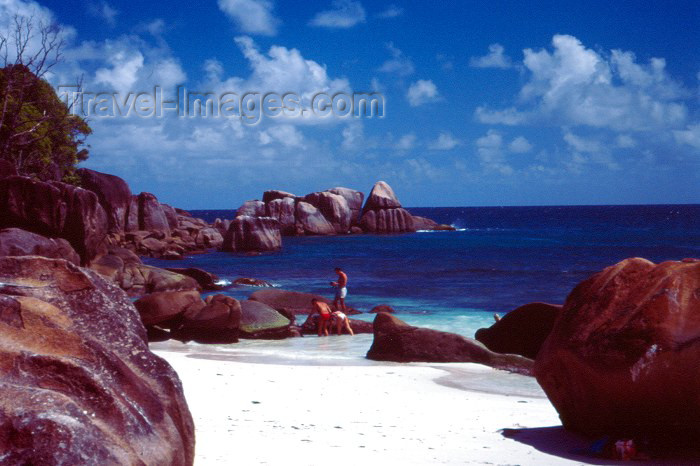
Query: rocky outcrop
0 175 108 264
328 187 364 226
222 216 282 253
295 202 336 235
165 267 222 290
134 290 204 327
0 256 194 465
77 168 132 233
90 247 199 297
249 289 331 316
370 304 395 314
240 300 291 339
236 200 266 218
535 258 700 438
265 197 296 235
262 190 296 204
0 228 80 265
303 191 352 234
234 277 274 287
174 294 241 343
137 192 171 234
367 313 533 375
360 181 416 234
475 302 562 359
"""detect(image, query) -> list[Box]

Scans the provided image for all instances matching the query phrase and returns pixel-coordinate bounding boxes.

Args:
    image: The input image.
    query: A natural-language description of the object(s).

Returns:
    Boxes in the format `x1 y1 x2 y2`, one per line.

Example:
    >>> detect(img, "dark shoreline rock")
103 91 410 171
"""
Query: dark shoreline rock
475 302 562 359
367 313 534 375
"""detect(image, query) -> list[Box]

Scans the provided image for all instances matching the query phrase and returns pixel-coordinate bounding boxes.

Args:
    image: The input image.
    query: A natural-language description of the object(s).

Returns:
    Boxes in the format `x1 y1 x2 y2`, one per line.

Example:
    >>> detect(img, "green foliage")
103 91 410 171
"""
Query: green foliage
0 64 91 183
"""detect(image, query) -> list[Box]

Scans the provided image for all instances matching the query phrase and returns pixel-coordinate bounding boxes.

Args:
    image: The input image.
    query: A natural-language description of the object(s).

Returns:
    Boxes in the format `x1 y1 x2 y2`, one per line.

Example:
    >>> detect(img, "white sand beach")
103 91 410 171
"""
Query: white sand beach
153 339 597 466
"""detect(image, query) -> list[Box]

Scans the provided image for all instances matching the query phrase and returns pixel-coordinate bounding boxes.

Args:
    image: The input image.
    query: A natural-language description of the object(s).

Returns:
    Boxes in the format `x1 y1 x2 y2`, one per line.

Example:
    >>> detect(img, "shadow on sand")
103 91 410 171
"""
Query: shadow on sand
502 426 700 465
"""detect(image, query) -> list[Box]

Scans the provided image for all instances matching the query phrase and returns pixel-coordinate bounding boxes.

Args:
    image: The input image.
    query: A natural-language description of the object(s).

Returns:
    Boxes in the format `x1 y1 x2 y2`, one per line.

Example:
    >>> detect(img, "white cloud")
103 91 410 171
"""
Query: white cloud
217 0 279 36
563 132 601 153
407 79 440 106
395 133 416 151
475 130 513 175
615 134 637 148
429 132 460 151
94 48 145 94
309 0 366 29
673 124 700 150
89 1 118 26
378 42 414 76
470 43 512 69
508 136 532 153
341 122 364 150
376 5 404 19
478 34 689 132
259 124 305 148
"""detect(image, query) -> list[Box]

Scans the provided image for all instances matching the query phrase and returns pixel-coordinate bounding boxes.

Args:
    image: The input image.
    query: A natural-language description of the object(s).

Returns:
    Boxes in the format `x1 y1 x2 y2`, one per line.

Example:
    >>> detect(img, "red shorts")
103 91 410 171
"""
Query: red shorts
320 313 331 321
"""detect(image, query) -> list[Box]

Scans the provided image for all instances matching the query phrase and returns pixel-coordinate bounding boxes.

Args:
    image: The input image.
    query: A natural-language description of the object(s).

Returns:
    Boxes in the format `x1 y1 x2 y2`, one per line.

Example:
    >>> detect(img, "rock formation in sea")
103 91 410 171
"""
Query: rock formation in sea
367 312 534 375
0 256 194 464
475 302 562 359
535 257 700 438
221 216 282 252
232 181 446 236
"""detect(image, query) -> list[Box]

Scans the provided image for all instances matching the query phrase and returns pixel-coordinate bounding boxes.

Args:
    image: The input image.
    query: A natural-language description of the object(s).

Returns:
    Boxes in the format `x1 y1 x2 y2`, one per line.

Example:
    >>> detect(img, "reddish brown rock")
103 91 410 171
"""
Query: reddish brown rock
0 228 80 265
360 207 415 233
166 267 222 290
161 203 180 230
249 289 331 315
262 190 296 204
137 192 171 235
367 313 533 374
195 227 224 249
363 181 402 210
535 258 700 438
328 187 364 226
234 277 274 287
134 290 204 327
174 294 241 343
370 304 396 314
0 256 194 465
295 201 335 235
475 302 562 359
303 191 352 234
0 159 17 178
222 216 282 252
0 175 108 264
236 200 266 218
77 168 132 233
412 216 439 230
266 197 297 235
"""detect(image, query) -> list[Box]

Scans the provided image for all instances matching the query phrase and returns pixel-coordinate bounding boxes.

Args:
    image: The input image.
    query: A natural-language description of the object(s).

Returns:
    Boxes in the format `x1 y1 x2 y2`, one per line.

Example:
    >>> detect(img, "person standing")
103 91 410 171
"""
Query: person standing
331 267 348 313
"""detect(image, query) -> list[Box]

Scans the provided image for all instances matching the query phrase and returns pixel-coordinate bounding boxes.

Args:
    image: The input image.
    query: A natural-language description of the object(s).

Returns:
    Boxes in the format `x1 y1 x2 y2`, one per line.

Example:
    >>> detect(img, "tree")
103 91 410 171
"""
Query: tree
0 15 90 184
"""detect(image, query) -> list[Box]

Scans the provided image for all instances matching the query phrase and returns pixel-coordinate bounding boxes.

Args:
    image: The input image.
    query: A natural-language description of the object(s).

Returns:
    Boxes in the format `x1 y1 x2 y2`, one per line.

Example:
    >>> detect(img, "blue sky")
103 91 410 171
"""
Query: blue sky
5 0 699 208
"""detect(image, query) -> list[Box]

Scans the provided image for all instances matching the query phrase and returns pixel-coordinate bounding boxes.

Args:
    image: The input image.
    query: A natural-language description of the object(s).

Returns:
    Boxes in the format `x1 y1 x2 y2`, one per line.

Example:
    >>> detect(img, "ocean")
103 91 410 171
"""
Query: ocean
147 204 700 366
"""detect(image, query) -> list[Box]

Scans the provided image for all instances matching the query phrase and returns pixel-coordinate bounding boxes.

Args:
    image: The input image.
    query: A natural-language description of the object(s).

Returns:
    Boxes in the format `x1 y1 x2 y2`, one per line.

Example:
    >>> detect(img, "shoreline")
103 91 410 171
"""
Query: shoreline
154 346 579 465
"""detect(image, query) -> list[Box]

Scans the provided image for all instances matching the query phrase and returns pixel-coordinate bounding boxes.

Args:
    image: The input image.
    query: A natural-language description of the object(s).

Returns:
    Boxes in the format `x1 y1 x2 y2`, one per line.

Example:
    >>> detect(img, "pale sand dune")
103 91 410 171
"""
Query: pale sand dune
154 347 597 465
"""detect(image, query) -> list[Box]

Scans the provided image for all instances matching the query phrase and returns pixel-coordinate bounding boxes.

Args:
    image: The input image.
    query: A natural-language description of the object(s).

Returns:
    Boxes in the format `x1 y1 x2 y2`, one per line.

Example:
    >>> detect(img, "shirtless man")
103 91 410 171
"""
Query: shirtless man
331 267 348 313
311 298 332 337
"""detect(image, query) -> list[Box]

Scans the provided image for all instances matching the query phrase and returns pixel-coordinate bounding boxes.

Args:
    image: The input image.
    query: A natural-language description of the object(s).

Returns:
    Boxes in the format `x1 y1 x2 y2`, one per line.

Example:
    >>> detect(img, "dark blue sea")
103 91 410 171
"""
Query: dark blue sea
147 205 699 349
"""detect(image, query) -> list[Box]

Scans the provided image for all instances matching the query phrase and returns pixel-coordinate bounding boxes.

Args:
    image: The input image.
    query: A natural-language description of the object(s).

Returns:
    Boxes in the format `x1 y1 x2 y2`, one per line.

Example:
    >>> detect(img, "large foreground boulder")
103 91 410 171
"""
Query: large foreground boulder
535 258 700 438
175 294 241 343
239 300 291 339
222 216 282 252
476 302 562 359
0 256 194 465
367 313 533 375
0 228 80 265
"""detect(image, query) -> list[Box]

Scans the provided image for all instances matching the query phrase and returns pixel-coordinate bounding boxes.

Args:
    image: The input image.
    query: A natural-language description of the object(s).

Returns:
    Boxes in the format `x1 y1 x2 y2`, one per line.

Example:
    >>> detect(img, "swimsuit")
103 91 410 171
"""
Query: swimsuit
335 286 347 299
333 311 346 320
320 313 331 321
